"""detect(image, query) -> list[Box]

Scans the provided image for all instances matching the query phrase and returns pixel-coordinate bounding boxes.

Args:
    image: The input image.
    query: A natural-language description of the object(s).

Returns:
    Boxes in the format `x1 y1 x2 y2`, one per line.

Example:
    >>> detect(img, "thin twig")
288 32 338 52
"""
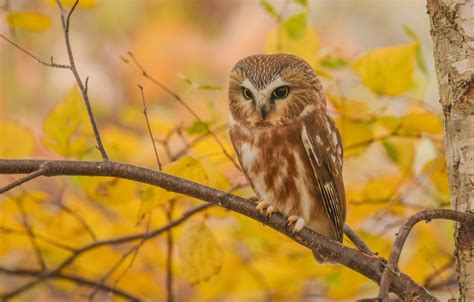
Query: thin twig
0 34 70 68
166 201 175 302
89 214 152 301
15 198 47 271
0 168 45 194
377 209 472 301
343 224 375 256
0 266 141 301
0 201 211 301
123 51 241 171
138 84 162 170
55 0 109 160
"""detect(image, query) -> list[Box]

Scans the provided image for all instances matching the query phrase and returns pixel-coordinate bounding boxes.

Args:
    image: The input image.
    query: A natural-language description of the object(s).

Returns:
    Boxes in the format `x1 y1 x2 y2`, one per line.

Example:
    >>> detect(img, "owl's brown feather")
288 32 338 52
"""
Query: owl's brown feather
228 53 346 245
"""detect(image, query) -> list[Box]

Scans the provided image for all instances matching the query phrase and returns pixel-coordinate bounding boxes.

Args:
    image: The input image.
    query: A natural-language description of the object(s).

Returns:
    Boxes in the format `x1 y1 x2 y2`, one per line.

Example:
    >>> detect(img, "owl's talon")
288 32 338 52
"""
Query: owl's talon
256 201 270 214
287 215 305 233
266 205 276 217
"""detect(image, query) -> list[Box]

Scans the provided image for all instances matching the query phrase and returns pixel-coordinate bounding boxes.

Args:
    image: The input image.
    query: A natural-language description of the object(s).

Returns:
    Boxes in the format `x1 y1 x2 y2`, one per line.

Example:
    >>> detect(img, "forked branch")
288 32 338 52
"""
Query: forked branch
0 159 437 301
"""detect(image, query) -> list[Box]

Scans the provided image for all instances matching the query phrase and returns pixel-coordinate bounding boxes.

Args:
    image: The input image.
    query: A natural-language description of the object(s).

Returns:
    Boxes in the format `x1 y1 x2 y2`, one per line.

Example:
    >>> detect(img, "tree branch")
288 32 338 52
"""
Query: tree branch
0 159 436 301
0 266 141 301
377 209 473 301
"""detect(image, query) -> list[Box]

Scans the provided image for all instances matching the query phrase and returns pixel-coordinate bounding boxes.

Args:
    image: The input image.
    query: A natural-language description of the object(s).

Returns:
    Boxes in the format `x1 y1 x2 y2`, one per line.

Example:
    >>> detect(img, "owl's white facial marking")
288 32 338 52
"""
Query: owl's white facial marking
299 105 316 118
240 77 290 123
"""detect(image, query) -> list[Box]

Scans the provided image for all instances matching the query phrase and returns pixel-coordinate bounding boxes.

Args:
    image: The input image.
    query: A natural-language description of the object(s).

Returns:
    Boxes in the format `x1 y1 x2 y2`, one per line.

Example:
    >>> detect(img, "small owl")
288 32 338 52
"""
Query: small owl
228 54 346 247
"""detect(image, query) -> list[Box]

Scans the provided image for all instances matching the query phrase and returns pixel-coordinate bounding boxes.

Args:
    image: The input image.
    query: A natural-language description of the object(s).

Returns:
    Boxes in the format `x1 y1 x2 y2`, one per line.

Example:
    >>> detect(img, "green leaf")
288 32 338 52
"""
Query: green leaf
178 74 223 90
259 0 279 19
283 12 307 40
186 120 210 135
6 12 52 32
320 55 348 69
353 43 417 95
293 0 308 6
403 25 427 75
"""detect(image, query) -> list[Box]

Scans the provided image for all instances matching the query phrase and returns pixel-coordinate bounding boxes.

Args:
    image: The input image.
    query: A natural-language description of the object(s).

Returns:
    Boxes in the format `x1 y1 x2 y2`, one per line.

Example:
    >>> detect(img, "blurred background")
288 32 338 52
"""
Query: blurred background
0 0 454 301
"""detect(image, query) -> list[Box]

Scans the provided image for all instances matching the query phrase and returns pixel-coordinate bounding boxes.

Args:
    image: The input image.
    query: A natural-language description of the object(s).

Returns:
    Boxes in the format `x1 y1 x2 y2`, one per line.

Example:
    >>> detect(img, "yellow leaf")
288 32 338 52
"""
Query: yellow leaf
328 94 371 120
0 120 34 158
382 137 415 175
373 115 400 137
81 177 138 208
353 43 417 95
42 86 94 157
102 125 140 160
400 112 443 135
335 119 373 157
265 27 320 67
422 156 449 196
5 12 52 32
44 0 96 9
178 221 223 284
138 156 209 217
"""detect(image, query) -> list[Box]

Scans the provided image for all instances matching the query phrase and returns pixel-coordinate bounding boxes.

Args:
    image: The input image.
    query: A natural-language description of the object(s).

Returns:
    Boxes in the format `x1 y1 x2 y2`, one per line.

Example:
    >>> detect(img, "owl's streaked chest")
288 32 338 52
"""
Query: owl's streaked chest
229 120 319 221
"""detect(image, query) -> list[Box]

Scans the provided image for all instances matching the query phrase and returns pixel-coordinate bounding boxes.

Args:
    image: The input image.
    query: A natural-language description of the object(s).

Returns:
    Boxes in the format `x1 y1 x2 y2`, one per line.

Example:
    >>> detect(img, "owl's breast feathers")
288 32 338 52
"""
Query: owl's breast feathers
229 110 346 242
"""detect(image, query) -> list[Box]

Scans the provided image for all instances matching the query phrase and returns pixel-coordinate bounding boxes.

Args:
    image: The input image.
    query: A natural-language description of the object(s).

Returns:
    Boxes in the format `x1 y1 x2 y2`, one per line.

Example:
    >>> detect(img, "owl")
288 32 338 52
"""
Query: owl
228 54 346 247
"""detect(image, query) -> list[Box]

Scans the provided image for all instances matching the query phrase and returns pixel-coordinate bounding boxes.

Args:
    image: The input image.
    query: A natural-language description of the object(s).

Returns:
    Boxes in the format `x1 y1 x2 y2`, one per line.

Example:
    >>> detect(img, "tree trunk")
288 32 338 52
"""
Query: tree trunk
427 0 474 300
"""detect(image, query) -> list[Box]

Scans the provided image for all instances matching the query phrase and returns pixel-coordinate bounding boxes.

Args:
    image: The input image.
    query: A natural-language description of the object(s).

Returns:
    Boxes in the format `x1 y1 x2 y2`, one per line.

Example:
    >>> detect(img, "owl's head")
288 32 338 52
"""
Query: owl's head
228 54 324 128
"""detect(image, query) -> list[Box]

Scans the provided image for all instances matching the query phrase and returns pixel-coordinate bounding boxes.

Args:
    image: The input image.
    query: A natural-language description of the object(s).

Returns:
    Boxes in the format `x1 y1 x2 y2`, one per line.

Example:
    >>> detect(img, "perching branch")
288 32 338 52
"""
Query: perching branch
0 159 436 301
377 209 473 301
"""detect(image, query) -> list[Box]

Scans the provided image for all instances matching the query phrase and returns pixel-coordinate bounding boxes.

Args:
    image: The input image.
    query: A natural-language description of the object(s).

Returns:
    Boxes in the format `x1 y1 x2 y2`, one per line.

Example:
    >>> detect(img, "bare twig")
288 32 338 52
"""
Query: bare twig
343 224 375 256
0 159 437 301
0 34 70 68
377 209 473 301
166 201 175 302
0 200 210 301
122 51 241 171
0 166 46 194
138 85 162 170
88 214 152 301
424 257 455 289
0 266 141 301
55 0 109 160
15 198 47 271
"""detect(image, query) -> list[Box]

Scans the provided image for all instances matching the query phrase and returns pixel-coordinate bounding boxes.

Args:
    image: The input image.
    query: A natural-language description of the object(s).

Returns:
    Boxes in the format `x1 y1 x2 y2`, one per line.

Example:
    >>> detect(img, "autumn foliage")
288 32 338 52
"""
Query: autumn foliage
0 0 455 301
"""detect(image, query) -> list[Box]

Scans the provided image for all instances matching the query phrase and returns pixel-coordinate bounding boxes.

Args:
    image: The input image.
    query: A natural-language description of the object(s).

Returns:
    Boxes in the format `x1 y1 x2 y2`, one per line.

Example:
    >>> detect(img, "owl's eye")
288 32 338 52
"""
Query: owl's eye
242 87 254 100
272 86 290 99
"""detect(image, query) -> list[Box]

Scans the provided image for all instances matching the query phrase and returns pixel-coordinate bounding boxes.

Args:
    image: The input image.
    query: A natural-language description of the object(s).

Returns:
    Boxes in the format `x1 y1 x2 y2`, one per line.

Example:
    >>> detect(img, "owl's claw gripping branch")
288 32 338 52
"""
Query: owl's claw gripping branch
266 205 277 217
256 201 271 214
287 215 306 233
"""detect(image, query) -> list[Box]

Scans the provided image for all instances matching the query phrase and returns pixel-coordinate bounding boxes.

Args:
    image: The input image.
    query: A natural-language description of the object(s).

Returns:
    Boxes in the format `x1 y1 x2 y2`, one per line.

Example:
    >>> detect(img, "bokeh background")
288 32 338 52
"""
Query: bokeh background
0 0 455 301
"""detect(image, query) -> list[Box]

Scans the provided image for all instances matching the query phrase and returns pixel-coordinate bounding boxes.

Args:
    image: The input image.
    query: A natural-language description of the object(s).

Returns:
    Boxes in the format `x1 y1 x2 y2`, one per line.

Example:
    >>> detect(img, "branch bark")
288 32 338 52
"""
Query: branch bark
427 0 474 300
0 159 436 301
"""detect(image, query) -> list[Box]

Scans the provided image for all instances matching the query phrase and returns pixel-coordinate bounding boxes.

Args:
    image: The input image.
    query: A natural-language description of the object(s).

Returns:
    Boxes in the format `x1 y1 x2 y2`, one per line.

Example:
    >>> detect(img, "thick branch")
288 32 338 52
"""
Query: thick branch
0 159 435 301
378 209 473 300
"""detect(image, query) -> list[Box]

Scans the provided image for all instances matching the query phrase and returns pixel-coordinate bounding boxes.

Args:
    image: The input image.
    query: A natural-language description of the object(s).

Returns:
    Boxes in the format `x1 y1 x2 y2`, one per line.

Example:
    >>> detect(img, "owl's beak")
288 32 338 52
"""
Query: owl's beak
259 104 270 120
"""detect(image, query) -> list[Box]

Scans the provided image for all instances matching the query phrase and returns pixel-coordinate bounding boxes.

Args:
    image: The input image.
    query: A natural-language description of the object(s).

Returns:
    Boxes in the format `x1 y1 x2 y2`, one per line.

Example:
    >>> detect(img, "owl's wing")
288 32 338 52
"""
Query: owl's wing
301 113 346 242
